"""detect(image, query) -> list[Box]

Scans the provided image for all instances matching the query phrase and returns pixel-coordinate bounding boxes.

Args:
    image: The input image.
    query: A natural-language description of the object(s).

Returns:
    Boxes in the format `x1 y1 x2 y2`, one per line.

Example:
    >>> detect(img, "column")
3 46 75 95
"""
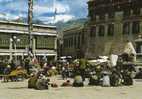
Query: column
114 11 123 37
9 39 13 62
96 26 99 38
32 37 36 57
129 22 133 40
54 37 57 61
105 24 108 37
140 20 142 33
54 37 57 50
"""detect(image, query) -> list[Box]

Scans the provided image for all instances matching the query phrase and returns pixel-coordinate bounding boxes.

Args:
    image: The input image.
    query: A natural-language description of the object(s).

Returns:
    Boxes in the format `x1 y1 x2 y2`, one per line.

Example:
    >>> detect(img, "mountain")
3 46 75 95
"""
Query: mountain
54 18 87 39
55 18 87 31
13 18 44 25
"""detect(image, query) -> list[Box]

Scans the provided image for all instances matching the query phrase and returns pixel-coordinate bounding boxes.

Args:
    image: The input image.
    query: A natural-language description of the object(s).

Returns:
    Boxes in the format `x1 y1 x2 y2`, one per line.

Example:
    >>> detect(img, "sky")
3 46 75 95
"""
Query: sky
0 0 88 24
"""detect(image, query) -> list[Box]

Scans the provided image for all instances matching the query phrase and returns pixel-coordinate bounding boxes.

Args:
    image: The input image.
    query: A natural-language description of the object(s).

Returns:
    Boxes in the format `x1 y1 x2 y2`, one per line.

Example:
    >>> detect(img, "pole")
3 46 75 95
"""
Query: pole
28 0 33 57
26 0 33 74
14 43 17 65
9 38 13 62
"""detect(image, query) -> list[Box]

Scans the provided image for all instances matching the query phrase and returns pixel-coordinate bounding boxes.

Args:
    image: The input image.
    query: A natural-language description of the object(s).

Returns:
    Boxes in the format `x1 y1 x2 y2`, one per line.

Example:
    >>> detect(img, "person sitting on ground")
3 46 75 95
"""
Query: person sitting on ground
3 65 11 82
28 73 38 88
89 72 100 86
35 74 50 90
61 80 72 87
110 68 121 87
122 70 133 86
135 68 142 79
73 75 84 87
102 71 110 87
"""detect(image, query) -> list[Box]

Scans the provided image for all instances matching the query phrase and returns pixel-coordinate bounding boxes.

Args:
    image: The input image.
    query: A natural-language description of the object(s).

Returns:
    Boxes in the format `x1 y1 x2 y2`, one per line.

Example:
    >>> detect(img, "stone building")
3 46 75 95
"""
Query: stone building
86 0 142 58
0 21 57 62
62 26 85 59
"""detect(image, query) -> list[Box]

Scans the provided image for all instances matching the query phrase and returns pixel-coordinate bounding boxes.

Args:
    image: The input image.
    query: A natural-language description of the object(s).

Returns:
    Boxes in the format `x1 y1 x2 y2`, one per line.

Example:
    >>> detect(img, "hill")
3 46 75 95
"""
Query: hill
55 18 87 31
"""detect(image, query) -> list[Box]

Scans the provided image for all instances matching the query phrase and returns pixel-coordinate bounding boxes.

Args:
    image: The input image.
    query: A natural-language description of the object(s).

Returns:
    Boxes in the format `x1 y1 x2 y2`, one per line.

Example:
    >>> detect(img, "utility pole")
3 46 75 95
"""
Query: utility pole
26 0 33 74
28 0 33 57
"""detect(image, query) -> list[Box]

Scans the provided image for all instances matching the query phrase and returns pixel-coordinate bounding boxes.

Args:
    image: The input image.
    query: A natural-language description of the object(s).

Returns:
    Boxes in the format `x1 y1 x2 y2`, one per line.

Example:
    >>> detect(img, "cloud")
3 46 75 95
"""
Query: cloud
33 0 72 23
54 1 70 13
56 0 88 18
54 14 75 23
33 5 54 16
0 0 88 23
33 1 70 16
37 14 75 24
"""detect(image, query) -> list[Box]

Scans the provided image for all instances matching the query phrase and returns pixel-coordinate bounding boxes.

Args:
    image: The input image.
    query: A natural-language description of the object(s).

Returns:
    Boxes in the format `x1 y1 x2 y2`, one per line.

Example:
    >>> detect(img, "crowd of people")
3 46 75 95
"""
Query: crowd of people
0 52 142 90
27 53 141 90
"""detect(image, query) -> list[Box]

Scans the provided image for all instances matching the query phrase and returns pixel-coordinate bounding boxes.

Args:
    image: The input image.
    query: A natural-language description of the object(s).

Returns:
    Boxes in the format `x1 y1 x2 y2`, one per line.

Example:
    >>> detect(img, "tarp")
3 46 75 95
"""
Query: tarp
124 42 136 55
109 54 118 67
88 56 108 65
124 41 136 62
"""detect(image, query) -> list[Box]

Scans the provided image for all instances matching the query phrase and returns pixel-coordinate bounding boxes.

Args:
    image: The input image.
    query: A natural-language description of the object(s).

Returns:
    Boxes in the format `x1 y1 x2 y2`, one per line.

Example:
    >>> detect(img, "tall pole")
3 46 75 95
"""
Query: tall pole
9 38 13 62
28 0 33 57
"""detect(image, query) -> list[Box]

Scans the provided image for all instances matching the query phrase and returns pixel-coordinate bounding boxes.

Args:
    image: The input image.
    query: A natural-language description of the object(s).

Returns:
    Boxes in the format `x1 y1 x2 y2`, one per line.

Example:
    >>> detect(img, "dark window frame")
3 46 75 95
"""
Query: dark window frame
108 24 114 36
98 25 105 37
132 21 140 34
123 22 130 35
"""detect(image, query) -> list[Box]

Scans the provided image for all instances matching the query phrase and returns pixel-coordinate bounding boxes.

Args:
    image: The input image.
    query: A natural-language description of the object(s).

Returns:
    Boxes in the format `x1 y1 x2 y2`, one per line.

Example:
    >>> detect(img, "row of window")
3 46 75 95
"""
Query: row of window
0 34 55 49
36 36 55 49
64 36 82 48
95 0 125 5
92 8 141 21
0 34 10 48
90 21 140 37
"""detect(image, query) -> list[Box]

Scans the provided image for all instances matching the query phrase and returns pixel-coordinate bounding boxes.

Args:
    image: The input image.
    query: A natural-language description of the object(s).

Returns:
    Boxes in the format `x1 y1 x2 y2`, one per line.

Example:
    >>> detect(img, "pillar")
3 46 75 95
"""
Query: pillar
114 11 123 38
105 24 108 37
32 37 36 57
54 37 57 61
9 39 13 62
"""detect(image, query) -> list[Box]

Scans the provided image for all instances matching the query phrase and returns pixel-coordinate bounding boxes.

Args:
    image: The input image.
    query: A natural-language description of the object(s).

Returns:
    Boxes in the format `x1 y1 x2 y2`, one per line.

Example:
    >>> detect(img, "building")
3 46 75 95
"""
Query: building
87 0 142 58
62 26 85 59
0 21 57 62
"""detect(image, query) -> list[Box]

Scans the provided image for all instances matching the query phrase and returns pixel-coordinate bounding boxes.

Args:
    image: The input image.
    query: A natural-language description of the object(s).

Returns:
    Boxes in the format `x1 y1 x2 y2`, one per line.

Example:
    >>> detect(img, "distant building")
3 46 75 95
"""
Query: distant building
62 26 85 59
87 0 142 58
0 21 57 62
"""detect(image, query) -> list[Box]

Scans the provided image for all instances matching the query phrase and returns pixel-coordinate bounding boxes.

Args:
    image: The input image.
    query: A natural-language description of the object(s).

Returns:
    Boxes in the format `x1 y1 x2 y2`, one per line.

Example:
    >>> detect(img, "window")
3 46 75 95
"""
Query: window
132 21 140 34
93 15 96 21
99 14 105 20
70 37 73 47
77 36 80 48
36 36 55 49
16 35 28 48
123 22 130 34
98 25 105 36
108 24 114 36
90 26 96 37
133 8 140 15
108 13 114 19
124 9 131 18
0 34 10 48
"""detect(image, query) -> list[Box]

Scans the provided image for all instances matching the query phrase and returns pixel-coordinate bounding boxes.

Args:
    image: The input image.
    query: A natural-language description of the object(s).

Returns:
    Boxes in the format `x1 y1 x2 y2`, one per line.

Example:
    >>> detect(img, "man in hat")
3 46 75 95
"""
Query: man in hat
73 75 84 87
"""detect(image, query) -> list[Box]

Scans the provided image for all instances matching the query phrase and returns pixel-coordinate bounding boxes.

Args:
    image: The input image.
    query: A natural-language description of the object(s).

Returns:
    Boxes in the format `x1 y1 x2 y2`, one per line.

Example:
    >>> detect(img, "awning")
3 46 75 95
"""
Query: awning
0 53 56 56
34 53 56 56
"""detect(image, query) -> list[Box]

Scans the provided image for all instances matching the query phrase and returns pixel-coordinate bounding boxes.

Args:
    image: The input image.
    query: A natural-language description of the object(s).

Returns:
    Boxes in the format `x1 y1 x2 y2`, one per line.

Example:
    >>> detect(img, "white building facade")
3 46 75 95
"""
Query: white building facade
0 21 57 62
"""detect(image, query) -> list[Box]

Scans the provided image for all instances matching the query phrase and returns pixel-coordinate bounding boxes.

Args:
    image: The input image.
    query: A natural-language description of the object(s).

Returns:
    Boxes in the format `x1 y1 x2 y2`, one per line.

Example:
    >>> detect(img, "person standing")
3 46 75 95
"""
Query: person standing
102 71 110 87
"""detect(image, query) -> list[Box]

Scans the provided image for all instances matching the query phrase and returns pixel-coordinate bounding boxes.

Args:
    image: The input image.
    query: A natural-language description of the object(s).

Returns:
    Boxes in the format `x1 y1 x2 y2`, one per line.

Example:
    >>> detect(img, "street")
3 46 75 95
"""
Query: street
0 76 142 99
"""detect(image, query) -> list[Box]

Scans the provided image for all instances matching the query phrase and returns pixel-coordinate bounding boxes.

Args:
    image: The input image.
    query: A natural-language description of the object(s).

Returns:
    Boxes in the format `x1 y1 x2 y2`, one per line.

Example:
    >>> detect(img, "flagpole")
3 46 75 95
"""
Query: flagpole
53 0 57 23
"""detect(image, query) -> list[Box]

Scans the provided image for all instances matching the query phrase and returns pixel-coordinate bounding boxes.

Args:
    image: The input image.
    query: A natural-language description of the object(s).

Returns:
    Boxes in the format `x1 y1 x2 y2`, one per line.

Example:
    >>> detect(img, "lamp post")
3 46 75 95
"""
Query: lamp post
10 36 20 65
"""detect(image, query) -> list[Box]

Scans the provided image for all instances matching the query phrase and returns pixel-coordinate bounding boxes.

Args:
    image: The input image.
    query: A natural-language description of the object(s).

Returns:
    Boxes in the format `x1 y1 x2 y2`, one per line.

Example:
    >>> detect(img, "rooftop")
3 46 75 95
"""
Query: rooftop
0 20 56 29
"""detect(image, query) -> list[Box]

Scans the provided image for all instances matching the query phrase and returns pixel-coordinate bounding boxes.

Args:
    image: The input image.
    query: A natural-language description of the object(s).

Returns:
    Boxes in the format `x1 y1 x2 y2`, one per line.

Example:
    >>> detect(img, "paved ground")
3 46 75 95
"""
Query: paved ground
0 76 142 99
